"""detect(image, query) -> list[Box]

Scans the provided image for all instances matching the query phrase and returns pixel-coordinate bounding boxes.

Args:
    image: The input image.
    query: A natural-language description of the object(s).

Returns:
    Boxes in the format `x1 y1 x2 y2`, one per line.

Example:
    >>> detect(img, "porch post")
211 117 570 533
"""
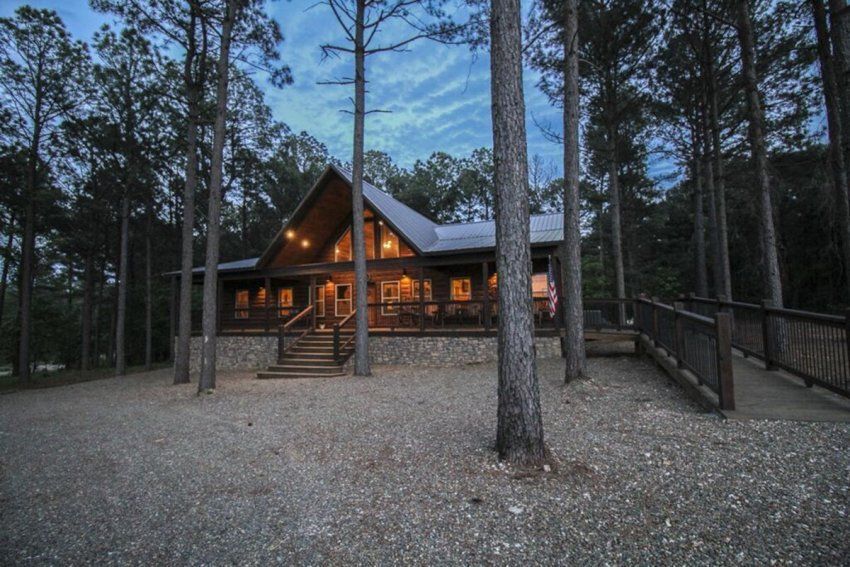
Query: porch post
215 279 223 335
419 267 425 332
373 218 381 258
264 277 271 332
310 275 317 328
482 261 491 331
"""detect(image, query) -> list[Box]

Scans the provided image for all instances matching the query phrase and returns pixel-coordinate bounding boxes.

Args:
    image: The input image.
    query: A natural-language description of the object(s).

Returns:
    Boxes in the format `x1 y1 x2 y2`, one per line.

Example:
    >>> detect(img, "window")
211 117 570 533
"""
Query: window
450 277 472 301
235 290 249 319
412 279 432 301
335 284 352 316
314 285 325 317
277 287 293 317
335 229 352 262
334 217 376 262
381 281 400 315
380 222 399 258
531 273 548 298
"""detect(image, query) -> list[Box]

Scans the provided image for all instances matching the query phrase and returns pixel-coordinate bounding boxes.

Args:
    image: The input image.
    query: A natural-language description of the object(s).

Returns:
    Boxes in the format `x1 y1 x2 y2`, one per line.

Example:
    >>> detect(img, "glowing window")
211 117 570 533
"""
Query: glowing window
450 278 472 301
381 281 400 315
235 290 249 319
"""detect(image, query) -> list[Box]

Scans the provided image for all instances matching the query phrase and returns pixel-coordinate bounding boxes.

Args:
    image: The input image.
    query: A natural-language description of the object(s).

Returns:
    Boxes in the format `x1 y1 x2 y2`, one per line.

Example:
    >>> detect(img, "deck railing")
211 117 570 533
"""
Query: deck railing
635 297 735 410
198 297 640 335
683 295 850 398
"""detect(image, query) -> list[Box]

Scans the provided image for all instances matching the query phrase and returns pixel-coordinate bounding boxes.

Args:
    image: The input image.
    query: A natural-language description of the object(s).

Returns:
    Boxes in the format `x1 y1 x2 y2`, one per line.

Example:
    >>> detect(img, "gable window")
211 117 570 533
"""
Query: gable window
380 222 399 258
381 281 400 315
334 223 376 262
412 279 432 301
277 287 294 317
335 229 352 262
450 277 472 301
335 283 352 316
314 285 325 317
235 290 250 319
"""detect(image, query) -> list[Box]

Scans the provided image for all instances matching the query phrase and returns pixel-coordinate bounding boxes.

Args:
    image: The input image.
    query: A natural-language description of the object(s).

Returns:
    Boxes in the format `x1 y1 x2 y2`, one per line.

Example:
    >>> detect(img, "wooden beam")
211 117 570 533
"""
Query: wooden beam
482 262 490 331
419 266 425 332
373 217 381 259
310 275 317 328
264 277 271 332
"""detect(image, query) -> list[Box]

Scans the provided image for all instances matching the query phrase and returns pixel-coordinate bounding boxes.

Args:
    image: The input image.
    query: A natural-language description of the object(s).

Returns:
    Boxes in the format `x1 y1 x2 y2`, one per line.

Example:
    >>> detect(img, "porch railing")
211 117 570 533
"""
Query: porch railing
683 295 850 399
635 297 735 410
198 297 641 335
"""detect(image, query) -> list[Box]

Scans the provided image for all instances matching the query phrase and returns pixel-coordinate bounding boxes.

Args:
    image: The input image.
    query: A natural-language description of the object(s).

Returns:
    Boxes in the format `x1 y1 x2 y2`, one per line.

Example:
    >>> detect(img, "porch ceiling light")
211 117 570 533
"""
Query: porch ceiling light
286 229 295 239
301 239 310 248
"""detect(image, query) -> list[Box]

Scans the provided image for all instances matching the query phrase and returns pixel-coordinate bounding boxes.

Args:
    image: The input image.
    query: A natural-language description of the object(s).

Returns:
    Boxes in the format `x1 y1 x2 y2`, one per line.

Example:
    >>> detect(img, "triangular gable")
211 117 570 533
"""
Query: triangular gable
256 165 436 269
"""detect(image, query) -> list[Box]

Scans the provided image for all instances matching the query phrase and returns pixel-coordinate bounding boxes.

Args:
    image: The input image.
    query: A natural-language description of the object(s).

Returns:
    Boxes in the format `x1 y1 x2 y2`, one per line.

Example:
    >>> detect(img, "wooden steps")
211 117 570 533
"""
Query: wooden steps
256 330 354 379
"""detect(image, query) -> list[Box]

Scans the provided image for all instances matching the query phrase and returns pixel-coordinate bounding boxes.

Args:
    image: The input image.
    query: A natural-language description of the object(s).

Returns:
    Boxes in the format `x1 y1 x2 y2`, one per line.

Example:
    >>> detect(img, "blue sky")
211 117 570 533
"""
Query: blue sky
2 0 567 174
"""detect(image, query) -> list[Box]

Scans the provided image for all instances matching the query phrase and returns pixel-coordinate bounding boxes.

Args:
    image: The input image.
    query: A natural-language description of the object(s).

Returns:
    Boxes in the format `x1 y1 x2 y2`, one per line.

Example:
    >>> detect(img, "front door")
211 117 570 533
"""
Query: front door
367 282 377 326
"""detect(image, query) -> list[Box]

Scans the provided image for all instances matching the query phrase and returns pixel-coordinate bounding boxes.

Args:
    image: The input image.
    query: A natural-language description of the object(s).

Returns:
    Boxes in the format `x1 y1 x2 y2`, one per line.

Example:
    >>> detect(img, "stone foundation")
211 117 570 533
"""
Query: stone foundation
183 334 562 370
185 336 277 371
368 335 562 365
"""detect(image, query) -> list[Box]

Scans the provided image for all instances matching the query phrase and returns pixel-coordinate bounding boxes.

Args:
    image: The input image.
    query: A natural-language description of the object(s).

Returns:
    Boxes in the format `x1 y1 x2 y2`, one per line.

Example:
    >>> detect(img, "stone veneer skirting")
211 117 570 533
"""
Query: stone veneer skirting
367 335 562 365
185 334 563 370
186 336 278 371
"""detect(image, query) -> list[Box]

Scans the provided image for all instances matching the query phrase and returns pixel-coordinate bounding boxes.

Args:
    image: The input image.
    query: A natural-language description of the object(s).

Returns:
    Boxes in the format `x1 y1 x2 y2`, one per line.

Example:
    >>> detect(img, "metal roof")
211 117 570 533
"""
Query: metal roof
333 165 440 253
164 257 259 276
335 166 563 254
174 166 563 275
427 213 563 253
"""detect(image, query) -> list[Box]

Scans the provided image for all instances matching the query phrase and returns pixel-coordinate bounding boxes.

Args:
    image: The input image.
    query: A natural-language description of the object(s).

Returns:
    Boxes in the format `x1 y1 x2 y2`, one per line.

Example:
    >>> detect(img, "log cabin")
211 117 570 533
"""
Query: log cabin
171 164 589 376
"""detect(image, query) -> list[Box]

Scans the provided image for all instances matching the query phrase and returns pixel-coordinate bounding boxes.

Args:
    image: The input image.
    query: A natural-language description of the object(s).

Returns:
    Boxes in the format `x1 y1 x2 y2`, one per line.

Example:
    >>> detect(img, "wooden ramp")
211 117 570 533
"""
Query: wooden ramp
723 354 850 422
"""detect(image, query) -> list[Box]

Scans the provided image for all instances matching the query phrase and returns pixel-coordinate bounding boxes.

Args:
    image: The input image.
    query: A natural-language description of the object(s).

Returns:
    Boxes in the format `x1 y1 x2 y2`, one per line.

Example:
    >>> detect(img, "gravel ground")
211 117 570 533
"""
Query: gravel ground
1 355 848 565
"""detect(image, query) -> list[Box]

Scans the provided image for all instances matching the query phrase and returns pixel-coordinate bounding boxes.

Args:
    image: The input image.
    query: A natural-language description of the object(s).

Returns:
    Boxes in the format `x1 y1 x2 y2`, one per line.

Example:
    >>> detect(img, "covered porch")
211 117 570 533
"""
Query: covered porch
176 255 634 338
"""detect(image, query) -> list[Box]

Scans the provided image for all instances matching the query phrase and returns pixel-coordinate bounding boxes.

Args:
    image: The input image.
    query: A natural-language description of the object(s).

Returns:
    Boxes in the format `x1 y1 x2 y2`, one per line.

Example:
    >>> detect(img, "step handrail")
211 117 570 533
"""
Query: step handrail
333 309 357 362
278 304 314 361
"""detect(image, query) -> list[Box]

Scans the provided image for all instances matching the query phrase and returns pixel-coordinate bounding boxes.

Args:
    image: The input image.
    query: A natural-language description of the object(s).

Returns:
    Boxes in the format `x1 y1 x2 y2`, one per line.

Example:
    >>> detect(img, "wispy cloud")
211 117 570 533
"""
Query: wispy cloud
4 0 568 174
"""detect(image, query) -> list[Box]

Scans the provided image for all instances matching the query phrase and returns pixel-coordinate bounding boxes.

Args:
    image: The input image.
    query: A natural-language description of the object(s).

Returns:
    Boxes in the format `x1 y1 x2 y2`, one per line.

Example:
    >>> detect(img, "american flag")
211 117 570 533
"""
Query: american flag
547 256 559 318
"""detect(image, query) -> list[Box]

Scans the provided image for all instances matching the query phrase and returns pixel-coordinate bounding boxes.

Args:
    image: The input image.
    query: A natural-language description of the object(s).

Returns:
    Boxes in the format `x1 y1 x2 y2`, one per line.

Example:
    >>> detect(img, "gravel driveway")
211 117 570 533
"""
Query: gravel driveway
1 356 848 565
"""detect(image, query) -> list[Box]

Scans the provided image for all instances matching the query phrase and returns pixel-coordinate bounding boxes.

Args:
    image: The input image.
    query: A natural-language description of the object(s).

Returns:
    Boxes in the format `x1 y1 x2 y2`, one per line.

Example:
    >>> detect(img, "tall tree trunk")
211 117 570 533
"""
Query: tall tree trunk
606 119 626 302
562 0 586 382
198 0 235 393
0 213 15 325
830 0 850 192
18 122 41 383
490 0 546 466
701 105 722 297
81 253 93 372
351 0 371 377
735 0 784 306
692 157 709 297
144 198 153 370
707 67 732 298
94 263 105 368
174 2 203 385
115 191 130 376
814 0 850 296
